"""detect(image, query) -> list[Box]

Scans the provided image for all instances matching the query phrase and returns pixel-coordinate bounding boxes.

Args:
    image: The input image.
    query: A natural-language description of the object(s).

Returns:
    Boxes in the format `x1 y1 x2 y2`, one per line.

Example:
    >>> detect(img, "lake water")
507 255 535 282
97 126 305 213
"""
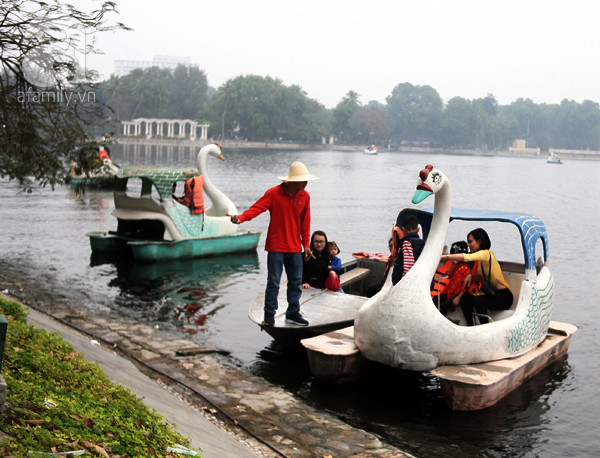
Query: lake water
1 145 599 457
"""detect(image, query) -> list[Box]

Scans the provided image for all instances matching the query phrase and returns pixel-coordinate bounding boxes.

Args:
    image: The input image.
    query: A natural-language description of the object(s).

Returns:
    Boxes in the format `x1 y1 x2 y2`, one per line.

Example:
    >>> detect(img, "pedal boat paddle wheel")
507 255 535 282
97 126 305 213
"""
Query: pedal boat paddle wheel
353 165 556 371
86 144 260 261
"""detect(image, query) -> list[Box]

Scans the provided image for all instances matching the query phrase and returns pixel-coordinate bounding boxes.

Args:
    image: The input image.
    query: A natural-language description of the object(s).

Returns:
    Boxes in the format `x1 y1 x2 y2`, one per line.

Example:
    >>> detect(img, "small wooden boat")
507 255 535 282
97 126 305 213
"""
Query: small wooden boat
354 165 556 371
87 144 261 262
249 257 387 347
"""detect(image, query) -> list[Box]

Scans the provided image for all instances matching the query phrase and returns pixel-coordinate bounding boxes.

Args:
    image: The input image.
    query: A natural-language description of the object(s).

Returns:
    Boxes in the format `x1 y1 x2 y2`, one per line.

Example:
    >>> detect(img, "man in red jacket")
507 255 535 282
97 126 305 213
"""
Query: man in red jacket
227 162 319 327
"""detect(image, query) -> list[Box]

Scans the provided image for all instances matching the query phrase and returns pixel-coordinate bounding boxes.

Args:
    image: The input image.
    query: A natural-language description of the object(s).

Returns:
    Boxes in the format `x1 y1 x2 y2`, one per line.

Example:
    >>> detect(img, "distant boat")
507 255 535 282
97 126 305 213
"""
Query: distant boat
363 145 377 155
68 147 119 187
547 154 562 164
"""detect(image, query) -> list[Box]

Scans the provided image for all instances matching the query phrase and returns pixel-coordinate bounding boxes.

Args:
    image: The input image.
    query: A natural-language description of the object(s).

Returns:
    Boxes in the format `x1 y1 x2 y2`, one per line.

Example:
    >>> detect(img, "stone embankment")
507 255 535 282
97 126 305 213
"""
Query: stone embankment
0 265 414 458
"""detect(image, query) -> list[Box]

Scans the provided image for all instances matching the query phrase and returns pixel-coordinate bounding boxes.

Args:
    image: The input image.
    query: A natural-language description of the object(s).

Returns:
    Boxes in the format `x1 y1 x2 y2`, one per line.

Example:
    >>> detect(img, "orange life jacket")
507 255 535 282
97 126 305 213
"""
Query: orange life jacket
431 260 480 297
182 176 205 214
431 260 453 297
390 224 405 259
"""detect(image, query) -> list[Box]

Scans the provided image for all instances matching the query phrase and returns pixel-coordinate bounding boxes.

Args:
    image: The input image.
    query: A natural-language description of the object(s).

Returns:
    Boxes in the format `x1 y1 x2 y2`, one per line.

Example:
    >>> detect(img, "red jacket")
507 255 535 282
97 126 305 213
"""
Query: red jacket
238 184 310 252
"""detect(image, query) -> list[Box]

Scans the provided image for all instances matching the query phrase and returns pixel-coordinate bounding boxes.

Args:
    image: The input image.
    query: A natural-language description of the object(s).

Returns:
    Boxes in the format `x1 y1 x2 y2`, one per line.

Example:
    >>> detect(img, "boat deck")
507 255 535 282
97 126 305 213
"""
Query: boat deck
301 322 577 408
431 321 577 410
249 286 367 346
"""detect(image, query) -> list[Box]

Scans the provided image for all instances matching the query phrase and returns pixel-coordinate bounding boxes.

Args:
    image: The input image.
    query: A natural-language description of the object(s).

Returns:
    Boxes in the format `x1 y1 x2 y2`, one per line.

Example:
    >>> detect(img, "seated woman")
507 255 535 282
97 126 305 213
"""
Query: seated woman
302 230 338 289
432 241 478 316
442 228 513 326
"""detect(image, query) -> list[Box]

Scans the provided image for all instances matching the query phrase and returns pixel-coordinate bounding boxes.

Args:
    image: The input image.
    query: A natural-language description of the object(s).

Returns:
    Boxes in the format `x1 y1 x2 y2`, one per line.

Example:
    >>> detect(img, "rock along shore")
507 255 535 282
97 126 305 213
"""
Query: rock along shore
0 262 415 458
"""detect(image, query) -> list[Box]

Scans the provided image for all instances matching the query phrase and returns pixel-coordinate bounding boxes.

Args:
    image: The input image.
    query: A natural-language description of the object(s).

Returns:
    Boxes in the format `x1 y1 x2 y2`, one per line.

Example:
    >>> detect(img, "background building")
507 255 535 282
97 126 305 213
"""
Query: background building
113 55 192 77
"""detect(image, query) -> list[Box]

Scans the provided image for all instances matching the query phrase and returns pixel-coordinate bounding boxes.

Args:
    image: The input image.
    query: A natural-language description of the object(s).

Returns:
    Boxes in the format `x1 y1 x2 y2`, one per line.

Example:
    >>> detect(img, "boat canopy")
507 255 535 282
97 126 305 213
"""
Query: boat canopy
397 208 549 270
115 167 199 199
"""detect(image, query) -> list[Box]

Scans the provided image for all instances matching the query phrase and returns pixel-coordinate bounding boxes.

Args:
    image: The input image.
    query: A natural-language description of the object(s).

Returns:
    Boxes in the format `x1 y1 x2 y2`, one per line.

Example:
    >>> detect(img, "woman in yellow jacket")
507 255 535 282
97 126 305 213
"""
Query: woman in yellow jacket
442 228 513 326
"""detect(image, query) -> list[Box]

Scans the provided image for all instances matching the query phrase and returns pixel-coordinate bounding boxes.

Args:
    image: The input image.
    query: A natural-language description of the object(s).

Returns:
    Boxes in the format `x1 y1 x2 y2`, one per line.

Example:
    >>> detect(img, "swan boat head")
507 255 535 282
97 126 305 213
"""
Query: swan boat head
354 164 554 371
196 143 238 218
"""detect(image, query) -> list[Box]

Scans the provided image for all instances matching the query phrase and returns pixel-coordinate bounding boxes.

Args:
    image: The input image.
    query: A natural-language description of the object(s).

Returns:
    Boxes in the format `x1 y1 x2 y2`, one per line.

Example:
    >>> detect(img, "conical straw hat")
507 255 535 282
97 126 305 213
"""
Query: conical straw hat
278 161 320 182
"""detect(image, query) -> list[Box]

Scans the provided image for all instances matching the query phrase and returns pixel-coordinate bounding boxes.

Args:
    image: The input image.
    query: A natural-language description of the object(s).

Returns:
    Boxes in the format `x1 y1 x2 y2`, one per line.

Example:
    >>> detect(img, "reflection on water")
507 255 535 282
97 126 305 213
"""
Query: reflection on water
1 146 599 457
90 251 259 335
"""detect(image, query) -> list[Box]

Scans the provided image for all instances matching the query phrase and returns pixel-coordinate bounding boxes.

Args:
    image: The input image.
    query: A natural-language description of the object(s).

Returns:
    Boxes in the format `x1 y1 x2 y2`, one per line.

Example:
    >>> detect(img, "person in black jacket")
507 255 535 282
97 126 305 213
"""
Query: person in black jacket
391 215 425 285
302 230 337 289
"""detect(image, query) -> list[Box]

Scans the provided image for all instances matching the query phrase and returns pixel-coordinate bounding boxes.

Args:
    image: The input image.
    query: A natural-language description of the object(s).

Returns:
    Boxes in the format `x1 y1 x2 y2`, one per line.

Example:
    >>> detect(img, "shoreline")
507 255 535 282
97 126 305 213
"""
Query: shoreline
0 260 414 458
113 136 600 160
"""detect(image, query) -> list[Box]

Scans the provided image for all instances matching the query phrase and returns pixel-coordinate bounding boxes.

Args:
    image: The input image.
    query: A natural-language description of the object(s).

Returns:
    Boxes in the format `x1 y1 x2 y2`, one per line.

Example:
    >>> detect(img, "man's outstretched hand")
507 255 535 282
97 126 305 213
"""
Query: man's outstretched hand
227 214 241 224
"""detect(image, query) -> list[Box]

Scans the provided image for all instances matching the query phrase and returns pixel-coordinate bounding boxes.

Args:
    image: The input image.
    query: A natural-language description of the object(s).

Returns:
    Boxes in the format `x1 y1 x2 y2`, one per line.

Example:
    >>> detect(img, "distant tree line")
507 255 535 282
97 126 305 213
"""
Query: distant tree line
99 66 600 151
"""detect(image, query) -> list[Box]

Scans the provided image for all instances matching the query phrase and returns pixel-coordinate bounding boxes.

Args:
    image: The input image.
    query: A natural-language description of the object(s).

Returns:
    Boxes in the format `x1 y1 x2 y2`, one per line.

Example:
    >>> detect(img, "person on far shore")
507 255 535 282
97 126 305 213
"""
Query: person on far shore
227 161 319 327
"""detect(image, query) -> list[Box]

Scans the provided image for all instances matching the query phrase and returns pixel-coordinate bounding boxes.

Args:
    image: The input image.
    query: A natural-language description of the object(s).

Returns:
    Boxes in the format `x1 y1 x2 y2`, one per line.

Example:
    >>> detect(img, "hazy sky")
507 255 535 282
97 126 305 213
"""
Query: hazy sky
75 0 600 109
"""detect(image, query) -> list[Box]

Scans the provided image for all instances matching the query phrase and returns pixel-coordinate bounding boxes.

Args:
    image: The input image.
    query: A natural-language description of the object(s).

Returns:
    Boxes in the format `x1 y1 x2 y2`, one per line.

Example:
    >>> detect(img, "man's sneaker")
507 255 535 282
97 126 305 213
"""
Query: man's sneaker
263 312 275 326
285 312 309 326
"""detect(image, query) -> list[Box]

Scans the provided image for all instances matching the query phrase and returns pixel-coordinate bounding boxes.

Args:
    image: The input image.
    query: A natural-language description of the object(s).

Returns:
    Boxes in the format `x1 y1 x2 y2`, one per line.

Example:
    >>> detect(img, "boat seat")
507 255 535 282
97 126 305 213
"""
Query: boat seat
488 271 525 321
340 268 371 288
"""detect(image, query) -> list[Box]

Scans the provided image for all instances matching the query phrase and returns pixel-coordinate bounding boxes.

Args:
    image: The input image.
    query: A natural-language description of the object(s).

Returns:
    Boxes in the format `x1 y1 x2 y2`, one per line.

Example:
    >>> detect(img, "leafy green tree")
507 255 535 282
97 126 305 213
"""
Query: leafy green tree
341 90 362 110
351 103 387 145
441 97 477 146
0 0 128 187
332 105 354 142
168 64 209 120
556 99 600 150
386 83 443 143
206 75 328 141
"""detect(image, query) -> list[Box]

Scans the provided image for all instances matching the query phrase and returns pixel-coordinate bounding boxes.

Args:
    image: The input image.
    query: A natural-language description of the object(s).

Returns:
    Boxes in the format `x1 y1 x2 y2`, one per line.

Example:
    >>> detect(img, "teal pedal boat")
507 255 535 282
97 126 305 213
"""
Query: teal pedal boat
87 144 261 262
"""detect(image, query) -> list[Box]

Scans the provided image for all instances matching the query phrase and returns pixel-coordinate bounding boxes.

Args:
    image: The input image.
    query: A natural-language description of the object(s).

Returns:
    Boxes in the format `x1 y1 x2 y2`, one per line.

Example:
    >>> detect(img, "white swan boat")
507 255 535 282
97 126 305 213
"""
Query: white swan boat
354 165 555 371
86 143 261 261
547 154 562 164
363 146 377 155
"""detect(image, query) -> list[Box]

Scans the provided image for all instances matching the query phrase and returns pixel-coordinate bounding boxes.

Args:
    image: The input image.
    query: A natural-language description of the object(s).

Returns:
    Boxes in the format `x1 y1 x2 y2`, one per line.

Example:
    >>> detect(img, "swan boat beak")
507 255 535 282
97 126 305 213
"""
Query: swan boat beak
412 189 432 204
218 154 225 161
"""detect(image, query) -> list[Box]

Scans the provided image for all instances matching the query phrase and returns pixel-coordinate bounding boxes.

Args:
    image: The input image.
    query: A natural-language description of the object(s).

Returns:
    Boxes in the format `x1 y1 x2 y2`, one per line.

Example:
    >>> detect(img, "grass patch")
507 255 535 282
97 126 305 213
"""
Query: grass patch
0 297 202 457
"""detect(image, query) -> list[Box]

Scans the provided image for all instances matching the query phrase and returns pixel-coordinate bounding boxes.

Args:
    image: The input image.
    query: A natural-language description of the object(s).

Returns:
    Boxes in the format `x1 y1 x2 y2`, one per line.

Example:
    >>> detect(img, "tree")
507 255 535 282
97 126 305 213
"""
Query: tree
0 0 129 187
441 97 476 146
386 83 443 143
168 64 208 120
341 90 361 110
206 75 328 141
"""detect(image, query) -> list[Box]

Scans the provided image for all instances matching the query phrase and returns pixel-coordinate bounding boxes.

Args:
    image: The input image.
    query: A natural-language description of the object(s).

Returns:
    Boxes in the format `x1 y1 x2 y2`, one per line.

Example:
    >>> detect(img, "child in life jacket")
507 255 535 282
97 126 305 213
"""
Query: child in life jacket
329 241 342 277
434 241 478 316
328 240 344 293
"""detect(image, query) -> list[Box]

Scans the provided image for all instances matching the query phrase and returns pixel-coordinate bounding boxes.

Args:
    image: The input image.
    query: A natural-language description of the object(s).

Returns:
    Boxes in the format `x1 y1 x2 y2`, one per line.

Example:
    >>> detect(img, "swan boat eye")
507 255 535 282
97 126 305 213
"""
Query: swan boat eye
431 172 442 185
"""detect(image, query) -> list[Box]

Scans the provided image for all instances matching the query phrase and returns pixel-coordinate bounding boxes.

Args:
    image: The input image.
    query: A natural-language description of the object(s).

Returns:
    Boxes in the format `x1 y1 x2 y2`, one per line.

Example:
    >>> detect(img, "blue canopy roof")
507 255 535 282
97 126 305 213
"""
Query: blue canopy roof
397 208 549 270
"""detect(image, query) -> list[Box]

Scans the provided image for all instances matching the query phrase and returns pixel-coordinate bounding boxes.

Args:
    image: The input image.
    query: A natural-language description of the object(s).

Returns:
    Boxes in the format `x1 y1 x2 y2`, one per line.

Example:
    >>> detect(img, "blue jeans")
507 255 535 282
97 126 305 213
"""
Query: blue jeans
265 251 303 316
